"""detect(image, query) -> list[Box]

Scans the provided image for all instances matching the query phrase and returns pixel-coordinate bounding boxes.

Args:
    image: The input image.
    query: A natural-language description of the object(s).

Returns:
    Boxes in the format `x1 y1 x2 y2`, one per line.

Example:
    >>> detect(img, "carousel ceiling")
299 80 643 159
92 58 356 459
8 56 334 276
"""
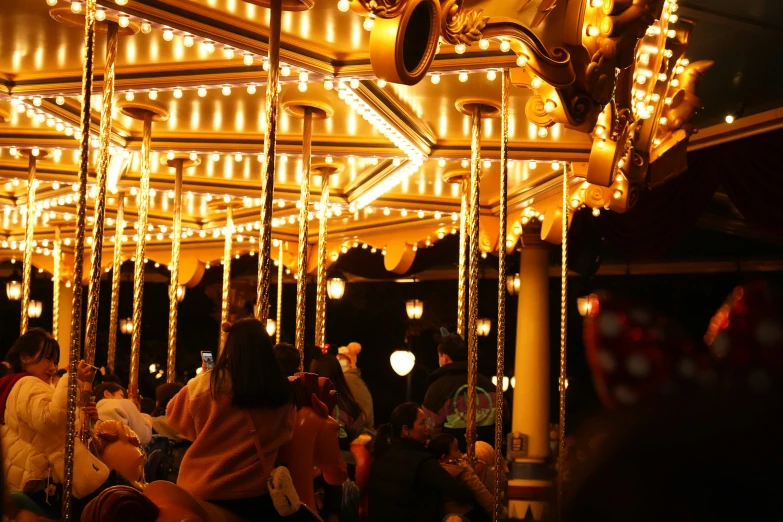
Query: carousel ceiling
0 0 779 283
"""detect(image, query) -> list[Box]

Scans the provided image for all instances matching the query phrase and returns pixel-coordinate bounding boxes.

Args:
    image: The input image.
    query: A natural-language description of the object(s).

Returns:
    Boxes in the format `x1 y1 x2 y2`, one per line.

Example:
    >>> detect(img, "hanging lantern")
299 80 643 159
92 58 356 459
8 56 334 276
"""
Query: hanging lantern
27 300 42 319
506 273 520 296
492 375 510 392
6 280 22 301
266 318 276 337
119 318 133 335
326 277 346 300
577 293 600 317
390 350 415 376
477 318 491 337
406 299 423 320
176 284 187 303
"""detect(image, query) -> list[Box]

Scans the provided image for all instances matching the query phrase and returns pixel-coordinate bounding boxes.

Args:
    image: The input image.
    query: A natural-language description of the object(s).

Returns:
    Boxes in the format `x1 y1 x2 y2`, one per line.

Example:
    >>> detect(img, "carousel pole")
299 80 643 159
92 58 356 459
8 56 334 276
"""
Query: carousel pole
20 150 40 335
220 205 234 352
314 168 330 348
294 107 313 365
107 192 124 374
63 0 97 517
466 104 482 468
556 164 569 522
118 99 169 401
276 240 284 344
84 20 118 366
457 178 468 338
254 0 284 323
52 225 62 341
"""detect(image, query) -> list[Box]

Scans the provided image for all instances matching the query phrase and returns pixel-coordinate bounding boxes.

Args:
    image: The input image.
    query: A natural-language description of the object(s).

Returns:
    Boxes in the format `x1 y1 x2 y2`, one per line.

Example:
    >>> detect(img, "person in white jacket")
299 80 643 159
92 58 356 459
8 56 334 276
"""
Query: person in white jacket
94 382 153 445
0 328 122 519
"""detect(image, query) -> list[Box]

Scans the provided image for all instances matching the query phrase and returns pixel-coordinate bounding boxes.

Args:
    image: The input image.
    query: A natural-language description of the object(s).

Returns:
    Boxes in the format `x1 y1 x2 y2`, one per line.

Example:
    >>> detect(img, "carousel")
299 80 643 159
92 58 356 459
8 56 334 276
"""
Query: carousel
0 0 762 520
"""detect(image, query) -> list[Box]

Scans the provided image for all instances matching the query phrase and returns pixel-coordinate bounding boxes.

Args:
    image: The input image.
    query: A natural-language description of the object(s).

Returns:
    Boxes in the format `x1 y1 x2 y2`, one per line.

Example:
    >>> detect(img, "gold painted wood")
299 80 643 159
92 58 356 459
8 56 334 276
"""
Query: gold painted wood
220 205 233 353
20 153 36 335
314 170 329 348
107 193 125 374
294 107 313 364
168 157 184 381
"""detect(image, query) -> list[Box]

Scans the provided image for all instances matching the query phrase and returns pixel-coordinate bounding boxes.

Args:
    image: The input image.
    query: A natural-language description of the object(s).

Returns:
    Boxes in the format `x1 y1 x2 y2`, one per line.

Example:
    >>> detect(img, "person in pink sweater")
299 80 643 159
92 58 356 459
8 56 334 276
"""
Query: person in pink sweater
167 317 301 520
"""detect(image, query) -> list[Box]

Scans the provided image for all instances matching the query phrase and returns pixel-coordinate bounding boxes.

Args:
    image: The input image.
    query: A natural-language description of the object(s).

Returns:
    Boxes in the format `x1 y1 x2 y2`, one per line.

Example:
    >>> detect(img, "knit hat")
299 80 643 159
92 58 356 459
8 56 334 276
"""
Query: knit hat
338 342 362 367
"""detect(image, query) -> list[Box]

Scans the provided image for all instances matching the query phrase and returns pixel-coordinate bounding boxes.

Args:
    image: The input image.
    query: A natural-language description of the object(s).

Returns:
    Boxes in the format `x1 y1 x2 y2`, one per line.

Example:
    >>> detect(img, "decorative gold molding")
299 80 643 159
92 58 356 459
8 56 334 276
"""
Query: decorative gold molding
440 0 490 46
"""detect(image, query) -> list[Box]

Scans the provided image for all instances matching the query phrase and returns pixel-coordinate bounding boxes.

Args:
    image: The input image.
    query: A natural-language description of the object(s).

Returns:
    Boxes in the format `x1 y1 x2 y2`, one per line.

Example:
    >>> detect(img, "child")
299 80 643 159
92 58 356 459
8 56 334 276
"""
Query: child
429 433 505 522
94 382 153 445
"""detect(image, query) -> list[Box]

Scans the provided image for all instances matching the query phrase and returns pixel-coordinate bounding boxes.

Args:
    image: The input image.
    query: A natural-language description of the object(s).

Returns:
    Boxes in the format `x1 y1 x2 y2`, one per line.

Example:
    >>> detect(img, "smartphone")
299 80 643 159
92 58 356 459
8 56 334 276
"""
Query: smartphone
201 351 215 371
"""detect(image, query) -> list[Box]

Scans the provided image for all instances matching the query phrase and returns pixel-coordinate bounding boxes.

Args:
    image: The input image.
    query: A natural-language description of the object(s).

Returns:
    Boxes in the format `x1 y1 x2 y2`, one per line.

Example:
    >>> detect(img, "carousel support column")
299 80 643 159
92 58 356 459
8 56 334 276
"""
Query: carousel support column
275 240 284 344
314 166 335 348
58 282 74 369
294 107 313 364
508 222 552 522
64 0 97 517
20 150 41 335
494 69 510 522
255 0 284 323
52 225 62 341
556 164 569 522
457 178 468 338
220 205 234 353
84 20 118 366
107 192 125 374
116 99 169 402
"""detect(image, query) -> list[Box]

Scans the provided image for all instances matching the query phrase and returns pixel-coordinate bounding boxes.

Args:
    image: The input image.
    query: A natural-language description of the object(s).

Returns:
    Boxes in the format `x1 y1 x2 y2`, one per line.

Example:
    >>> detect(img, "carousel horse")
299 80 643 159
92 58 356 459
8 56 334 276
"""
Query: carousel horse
81 373 345 522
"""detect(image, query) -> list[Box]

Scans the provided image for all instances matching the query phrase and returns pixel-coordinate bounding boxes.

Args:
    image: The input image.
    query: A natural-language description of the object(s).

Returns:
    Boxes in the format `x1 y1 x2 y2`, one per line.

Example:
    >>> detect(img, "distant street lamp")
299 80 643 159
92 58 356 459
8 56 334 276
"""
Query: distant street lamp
477 318 491 336
176 285 186 303
390 350 416 376
327 276 346 300
405 299 423 320
119 318 133 335
27 300 42 319
266 318 277 337
6 280 22 301
506 273 520 296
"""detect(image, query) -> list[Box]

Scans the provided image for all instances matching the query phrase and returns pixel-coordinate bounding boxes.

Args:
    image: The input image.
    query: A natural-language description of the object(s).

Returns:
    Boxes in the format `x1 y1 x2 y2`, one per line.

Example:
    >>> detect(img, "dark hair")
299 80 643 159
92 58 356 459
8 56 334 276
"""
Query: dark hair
94 382 126 400
55 368 67 378
99 373 123 385
374 402 422 458
273 342 301 377
437 333 467 363
211 317 293 409
151 382 184 417
5 328 60 373
314 355 362 419
429 433 457 460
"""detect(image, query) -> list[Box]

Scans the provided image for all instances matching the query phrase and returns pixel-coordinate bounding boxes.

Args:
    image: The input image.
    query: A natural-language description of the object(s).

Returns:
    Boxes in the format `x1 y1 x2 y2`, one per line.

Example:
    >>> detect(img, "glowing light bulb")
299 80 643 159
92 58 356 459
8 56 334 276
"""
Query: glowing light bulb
173 88 182 99
529 161 537 170
9 147 17 156
167 151 175 161
725 114 735 124
325 155 333 164
350 77 360 88
587 25 600 37
223 46 235 59
125 91 135 101
455 43 466 54
247 84 257 94
148 89 158 100
537 127 548 138
189 152 198 161
70 1 82 13
544 99 557 112
438 159 446 167
337 0 350 12
483 159 491 169
377 79 387 88
56 122 64 132
281 65 291 77
363 16 375 31
430 73 441 84
118 15 129 28
115 0 128 5
46 0 57 5
140 21 152 34
221 85 231 96
637 75 647 85
670 78 680 87
163 28 174 41
659 117 668 126
324 78 334 90
552 161 561 170
242 53 254 66
197 87 207 97
234 153 242 162
592 208 601 216
211 153 220 161
531 76 542 89
486 69 497 81
499 40 511 52
33 96 42 107
591 0 604 6
458 71 468 82
612 189 623 199
263 59 270 71
31 147 39 157
516 54 528 67
95 9 106 21
479 38 489 50
183 34 194 47
667 29 676 38
298 81 307 92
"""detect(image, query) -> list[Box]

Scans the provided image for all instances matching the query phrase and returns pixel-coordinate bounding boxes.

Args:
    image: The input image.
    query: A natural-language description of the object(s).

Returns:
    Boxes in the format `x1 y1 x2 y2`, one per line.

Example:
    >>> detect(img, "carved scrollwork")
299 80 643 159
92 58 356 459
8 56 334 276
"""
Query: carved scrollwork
525 96 556 128
440 0 490 45
353 0 408 19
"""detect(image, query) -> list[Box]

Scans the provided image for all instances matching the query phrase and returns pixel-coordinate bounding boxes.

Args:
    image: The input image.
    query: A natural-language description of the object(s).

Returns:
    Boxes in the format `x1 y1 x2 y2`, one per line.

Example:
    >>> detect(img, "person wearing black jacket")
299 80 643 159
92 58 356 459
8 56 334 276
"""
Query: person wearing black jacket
368 402 475 522
422 334 498 451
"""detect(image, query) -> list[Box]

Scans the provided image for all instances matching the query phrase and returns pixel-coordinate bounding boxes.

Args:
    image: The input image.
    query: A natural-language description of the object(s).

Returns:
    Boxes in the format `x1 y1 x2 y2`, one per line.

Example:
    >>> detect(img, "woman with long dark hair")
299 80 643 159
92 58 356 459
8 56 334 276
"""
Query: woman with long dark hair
368 402 474 522
166 317 298 519
314 355 366 447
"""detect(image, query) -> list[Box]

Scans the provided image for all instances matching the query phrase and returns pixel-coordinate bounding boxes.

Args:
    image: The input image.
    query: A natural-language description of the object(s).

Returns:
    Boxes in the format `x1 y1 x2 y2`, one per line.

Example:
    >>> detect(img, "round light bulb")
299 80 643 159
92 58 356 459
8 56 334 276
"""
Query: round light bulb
612 189 623 199
544 99 556 112
33 96 42 107
499 40 511 52
483 159 491 169
140 22 152 34
298 81 308 92
552 161 561 170
46 0 57 5
486 69 497 81
670 79 680 87
247 84 257 94
337 0 350 12
221 85 231 96
56 122 65 132
592 207 601 217
262 59 270 71
458 71 468 82
125 91 135 101
725 114 735 124
670 14 679 23
377 79 387 88
211 153 220 161
281 65 291 77
516 54 528 67
189 152 198 161
163 29 174 41
223 47 235 59
325 155 333 164
587 25 600 37
430 73 441 84
324 78 334 90
234 153 242 162
350 77 360 88
590 0 604 6
363 16 375 31
167 151 175 161
659 117 668 126
537 127 548 138
243 53 254 66
70 1 82 14
299 71 309 83
95 9 106 21
31 147 39 157
173 88 182 99
479 38 489 50
183 34 194 47
118 15 129 28
148 89 158 100
529 161 537 170
531 76 542 89
455 43 466 54
202 40 215 54
115 0 128 5
197 87 207 97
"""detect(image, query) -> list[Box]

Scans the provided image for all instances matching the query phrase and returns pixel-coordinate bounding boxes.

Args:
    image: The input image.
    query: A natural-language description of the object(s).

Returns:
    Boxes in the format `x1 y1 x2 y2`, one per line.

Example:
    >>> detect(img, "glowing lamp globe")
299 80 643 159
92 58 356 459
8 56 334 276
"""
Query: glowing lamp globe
327 277 346 300
266 318 276 337
406 299 423 319
577 294 600 317
119 318 133 335
6 280 22 301
477 318 491 337
27 300 42 319
506 273 520 296
390 350 415 376
176 285 187 303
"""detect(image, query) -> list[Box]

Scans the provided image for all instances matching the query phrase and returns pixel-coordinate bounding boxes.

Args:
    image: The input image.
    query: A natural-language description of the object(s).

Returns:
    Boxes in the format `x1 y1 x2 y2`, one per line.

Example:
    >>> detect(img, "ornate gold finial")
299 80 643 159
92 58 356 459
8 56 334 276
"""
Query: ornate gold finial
440 0 490 46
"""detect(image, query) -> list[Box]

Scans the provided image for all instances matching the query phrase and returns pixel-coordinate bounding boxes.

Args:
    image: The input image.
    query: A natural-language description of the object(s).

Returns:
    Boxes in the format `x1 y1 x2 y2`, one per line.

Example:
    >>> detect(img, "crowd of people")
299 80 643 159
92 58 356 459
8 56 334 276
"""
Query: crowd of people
0 321 501 522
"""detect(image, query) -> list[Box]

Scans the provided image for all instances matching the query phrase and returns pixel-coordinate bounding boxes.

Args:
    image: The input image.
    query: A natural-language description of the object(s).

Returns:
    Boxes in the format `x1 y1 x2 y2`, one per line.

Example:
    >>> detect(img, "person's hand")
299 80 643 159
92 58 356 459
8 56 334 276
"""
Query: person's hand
76 360 96 383
83 402 99 423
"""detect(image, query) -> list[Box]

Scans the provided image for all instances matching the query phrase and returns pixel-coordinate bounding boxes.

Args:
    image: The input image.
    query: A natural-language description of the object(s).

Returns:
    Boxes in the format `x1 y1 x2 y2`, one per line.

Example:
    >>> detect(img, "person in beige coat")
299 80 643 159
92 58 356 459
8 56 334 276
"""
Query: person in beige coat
338 343 374 429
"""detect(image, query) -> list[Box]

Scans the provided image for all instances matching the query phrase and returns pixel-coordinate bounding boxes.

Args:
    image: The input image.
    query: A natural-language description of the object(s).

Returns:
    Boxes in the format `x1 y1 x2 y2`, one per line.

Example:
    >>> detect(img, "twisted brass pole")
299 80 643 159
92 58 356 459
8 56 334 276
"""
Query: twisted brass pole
128 115 152 401
294 107 313 367
220 206 234 353
557 164 569 522
63 0 97 518
276 240 284 344
84 20 118 366
167 159 184 381
466 105 482 468
314 172 329 348
107 192 124 374
255 0 283 322
457 179 468 338
52 226 61 341
494 69 509 522
20 153 37 335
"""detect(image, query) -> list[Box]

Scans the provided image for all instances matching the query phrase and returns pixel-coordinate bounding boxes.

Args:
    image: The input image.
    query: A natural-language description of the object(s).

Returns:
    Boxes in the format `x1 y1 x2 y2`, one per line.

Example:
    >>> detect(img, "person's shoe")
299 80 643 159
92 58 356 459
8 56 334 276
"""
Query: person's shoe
268 467 301 516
